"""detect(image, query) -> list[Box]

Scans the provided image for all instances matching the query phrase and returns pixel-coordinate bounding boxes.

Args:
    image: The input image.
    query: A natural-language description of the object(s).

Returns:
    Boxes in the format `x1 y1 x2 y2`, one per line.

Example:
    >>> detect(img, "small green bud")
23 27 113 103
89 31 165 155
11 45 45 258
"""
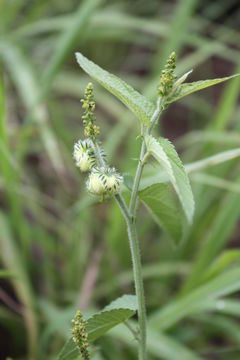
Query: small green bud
81 83 99 139
87 167 123 196
73 139 96 172
71 311 89 360
158 52 177 97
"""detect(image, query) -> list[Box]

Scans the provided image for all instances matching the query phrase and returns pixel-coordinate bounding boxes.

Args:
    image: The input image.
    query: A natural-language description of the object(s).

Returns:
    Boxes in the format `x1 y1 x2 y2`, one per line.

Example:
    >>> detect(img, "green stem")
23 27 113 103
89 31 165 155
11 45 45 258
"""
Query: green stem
129 97 163 215
126 216 147 360
129 140 146 215
127 97 163 360
92 97 163 359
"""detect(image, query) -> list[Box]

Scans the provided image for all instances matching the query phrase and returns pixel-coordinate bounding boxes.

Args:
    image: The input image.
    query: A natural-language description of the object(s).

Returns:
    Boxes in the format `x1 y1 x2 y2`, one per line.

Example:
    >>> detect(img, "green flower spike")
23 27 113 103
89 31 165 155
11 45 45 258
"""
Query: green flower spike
158 51 177 98
87 167 123 197
81 83 100 139
71 311 89 360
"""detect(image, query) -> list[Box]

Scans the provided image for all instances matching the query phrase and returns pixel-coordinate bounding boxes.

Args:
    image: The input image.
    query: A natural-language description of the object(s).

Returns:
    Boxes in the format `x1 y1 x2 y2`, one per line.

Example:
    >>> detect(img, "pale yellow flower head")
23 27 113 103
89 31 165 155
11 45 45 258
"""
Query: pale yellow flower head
87 167 122 196
73 139 96 172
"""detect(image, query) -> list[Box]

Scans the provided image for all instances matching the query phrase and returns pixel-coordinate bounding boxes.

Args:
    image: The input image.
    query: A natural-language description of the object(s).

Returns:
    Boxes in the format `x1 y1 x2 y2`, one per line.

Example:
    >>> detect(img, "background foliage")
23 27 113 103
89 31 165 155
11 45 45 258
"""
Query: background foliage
1 0 240 359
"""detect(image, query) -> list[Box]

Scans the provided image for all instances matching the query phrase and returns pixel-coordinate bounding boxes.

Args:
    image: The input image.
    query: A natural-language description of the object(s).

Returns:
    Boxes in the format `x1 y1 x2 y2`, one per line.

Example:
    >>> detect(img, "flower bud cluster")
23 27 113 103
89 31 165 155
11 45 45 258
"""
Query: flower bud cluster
73 83 123 198
71 311 89 360
73 139 96 172
158 52 177 97
81 83 100 139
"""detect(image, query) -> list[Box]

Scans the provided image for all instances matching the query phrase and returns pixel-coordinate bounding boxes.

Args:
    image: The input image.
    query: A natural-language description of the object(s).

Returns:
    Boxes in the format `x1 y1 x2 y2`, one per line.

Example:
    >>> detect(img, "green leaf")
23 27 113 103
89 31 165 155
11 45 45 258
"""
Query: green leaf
185 148 240 173
43 0 102 89
75 52 155 125
182 172 240 294
140 148 240 191
139 184 183 245
103 294 137 311
86 294 137 341
149 267 240 331
58 338 80 360
0 41 65 175
168 74 240 104
197 298 240 318
0 212 38 356
173 70 193 88
204 249 240 281
144 135 194 223
57 295 137 359
210 64 240 131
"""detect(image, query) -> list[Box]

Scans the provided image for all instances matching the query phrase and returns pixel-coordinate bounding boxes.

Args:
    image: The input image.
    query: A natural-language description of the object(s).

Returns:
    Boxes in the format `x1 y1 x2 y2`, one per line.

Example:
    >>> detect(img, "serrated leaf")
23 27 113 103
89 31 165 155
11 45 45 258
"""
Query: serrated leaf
168 74 239 104
58 338 80 360
144 135 194 223
139 184 183 245
103 294 137 312
58 295 137 359
75 52 155 125
86 308 135 341
86 295 137 341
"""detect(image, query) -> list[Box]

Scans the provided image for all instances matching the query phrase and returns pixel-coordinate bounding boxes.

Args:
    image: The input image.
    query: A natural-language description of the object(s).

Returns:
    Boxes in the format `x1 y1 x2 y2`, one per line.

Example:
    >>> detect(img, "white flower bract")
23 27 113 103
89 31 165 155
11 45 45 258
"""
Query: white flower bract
87 167 122 196
73 139 96 172
87 172 105 195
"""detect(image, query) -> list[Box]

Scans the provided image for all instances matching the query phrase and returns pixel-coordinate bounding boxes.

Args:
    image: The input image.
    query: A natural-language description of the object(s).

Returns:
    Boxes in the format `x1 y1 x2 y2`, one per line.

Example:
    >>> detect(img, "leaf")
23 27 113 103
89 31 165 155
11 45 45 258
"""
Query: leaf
0 212 38 356
87 308 136 342
103 294 137 311
185 148 240 173
197 298 240 318
144 135 194 223
86 294 137 341
182 172 240 294
58 338 80 360
43 0 102 89
140 148 240 191
0 41 65 175
75 52 155 125
57 295 137 359
168 74 240 104
173 70 193 88
149 267 240 331
203 249 240 281
139 184 183 245
210 64 240 131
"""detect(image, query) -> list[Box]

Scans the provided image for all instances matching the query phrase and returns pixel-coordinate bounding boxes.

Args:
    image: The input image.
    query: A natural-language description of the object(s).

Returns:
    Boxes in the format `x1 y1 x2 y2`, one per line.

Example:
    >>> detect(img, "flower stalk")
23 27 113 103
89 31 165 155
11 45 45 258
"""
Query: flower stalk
73 60 171 357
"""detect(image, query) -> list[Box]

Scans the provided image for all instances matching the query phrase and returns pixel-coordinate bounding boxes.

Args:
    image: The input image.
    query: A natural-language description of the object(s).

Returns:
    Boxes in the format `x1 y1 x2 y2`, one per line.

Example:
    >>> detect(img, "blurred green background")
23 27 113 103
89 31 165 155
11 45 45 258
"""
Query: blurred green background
1 0 240 359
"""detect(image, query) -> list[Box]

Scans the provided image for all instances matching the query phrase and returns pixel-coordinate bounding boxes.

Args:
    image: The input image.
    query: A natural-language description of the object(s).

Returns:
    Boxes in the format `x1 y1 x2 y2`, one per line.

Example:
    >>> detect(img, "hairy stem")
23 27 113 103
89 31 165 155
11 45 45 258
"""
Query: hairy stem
129 97 163 215
127 97 163 360
126 216 147 360
92 97 163 359
129 140 146 215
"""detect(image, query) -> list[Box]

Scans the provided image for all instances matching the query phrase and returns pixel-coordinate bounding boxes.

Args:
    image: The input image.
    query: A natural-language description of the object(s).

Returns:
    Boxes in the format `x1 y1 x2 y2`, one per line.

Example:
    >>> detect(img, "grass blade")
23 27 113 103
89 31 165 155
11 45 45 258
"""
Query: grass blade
149 267 240 331
43 0 103 90
0 212 38 358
